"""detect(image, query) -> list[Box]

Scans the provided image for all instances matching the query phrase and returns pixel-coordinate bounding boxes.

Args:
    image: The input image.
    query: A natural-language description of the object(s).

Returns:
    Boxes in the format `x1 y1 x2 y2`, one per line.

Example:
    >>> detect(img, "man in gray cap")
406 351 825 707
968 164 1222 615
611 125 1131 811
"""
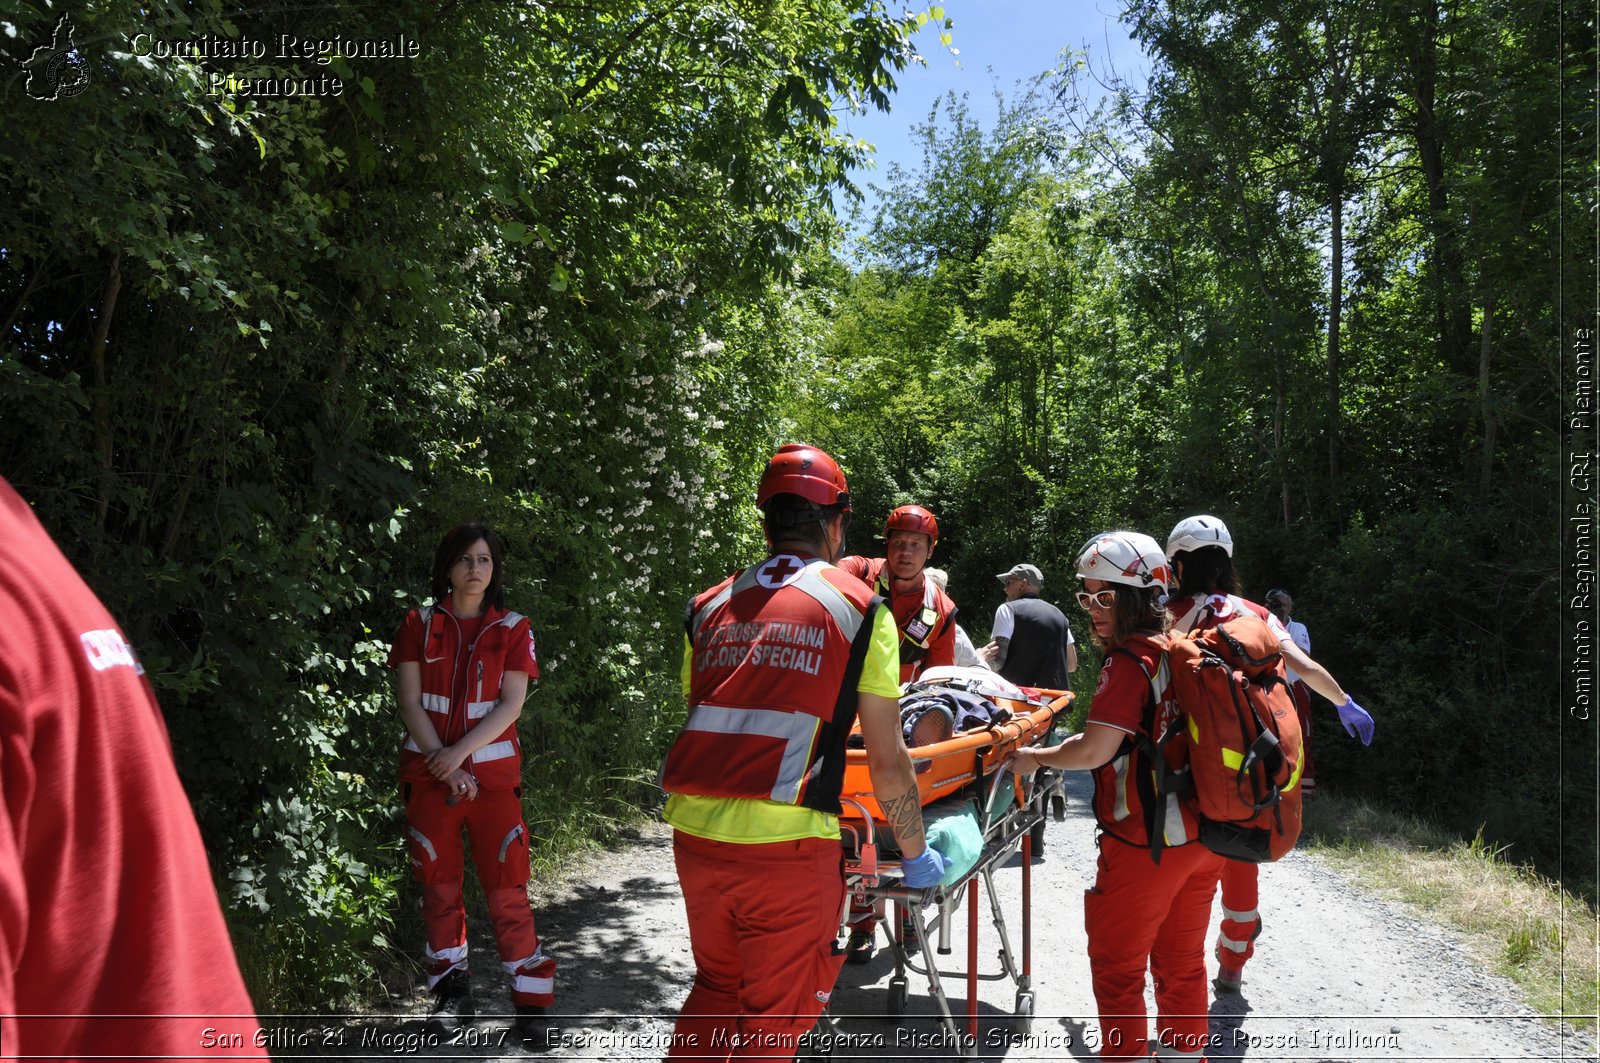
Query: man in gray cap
981 563 1076 688
982 562 1076 855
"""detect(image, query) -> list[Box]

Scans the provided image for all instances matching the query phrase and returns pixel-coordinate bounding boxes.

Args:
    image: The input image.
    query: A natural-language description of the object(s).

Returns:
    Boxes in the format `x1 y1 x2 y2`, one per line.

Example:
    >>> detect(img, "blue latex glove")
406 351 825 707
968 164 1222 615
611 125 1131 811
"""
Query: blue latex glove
1337 696 1375 746
901 846 949 889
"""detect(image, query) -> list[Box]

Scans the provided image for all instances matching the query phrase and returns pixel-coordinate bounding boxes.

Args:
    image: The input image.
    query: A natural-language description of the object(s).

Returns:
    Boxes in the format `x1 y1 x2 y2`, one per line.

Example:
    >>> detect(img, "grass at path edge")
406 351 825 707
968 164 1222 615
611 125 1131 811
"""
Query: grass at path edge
1302 792 1599 1033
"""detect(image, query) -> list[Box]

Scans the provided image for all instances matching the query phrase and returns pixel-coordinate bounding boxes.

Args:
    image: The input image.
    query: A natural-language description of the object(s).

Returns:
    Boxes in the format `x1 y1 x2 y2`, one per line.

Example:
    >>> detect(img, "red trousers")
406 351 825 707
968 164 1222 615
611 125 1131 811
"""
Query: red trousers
1214 859 1261 974
404 781 555 1006
1084 838 1223 1061
668 832 848 1062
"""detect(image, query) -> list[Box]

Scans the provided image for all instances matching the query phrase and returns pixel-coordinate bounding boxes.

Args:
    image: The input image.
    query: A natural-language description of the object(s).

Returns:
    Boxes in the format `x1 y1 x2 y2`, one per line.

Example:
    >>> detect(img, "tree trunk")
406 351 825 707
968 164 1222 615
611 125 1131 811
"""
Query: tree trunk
91 253 123 533
1276 355 1291 527
1477 290 1497 499
1409 0 1474 375
1327 177 1344 494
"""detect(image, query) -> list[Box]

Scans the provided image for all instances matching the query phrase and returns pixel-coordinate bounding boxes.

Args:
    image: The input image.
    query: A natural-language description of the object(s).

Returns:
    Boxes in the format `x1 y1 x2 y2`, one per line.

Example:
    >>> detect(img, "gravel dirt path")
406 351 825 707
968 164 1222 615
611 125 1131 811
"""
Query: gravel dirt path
312 774 1596 1063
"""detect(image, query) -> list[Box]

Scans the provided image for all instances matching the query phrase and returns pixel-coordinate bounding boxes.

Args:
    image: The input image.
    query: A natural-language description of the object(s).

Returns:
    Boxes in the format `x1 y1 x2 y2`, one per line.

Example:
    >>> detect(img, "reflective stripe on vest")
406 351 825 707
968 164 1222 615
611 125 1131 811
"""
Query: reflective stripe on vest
466 698 497 720
1161 778 1191 846
692 557 864 646
421 692 450 716
1111 752 1133 823
689 583 736 646
793 561 865 641
1148 654 1192 848
472 740 516 764
677 703 823 804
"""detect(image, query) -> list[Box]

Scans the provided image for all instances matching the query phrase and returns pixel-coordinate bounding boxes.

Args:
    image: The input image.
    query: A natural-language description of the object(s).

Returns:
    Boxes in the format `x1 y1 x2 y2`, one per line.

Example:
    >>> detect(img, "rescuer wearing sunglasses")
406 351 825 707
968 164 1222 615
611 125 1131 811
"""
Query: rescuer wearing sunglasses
1010 530 1221 1063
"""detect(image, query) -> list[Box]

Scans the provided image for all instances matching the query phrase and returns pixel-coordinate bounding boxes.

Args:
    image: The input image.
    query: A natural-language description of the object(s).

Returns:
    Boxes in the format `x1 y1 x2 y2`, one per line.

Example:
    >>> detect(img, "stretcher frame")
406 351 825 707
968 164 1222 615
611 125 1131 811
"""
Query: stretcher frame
818 686 1073 1060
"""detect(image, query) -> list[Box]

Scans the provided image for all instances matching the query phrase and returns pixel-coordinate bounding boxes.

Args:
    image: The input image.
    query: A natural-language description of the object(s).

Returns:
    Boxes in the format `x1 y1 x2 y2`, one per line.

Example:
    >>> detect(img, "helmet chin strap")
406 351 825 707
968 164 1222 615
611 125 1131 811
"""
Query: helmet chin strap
825 512 848 563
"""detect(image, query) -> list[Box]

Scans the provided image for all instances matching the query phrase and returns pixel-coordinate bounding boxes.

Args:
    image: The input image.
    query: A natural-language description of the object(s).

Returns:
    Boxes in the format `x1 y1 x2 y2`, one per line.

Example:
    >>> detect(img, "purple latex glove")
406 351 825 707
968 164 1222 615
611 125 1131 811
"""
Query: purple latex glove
1337 696 1375 746
901 846 949 889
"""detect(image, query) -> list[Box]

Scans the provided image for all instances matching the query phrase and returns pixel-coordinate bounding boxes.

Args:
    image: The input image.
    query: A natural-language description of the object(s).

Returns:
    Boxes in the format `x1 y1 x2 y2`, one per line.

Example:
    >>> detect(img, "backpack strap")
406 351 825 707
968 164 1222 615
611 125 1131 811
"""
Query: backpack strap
1108 643 1191 865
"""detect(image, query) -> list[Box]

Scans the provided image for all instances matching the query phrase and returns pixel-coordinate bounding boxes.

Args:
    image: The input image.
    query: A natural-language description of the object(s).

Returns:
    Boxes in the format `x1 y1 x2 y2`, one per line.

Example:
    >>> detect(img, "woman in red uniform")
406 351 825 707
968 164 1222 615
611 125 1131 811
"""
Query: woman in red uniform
1012 531 1222 1063
389 522 555 1039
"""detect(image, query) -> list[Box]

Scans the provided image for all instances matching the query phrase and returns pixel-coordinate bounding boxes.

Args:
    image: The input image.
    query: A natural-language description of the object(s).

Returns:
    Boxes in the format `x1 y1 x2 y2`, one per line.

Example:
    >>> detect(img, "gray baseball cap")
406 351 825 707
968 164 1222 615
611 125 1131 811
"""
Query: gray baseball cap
995 563 1043 586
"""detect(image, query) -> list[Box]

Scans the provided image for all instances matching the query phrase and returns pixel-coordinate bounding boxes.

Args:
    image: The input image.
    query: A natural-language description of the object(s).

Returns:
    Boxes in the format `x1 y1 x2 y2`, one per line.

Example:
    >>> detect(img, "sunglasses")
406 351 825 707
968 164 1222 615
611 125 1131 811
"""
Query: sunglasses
1075 588 1119 611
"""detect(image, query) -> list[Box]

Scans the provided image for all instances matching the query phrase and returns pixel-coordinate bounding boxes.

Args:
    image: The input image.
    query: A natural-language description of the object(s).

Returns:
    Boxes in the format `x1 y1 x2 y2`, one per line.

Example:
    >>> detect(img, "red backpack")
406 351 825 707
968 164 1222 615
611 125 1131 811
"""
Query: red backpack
1164 613 1305 861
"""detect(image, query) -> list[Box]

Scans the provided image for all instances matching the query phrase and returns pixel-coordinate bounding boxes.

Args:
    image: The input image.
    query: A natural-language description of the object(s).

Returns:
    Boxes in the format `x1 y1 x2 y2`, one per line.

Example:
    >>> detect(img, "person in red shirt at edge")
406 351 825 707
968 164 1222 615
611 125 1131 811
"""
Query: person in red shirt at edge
1164 515 1373 996
0 476 267 1060
388 522 556 1042
835 504 958 963
1010 530 1223 1063
660 444 947 1062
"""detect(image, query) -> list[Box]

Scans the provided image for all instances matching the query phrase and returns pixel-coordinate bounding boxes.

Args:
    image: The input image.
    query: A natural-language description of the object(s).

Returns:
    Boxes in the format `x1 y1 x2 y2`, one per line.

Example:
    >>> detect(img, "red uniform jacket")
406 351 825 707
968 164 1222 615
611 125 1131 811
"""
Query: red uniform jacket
0 477 266 1059
389 598 538 790
836 556 955 683
660 552 880 815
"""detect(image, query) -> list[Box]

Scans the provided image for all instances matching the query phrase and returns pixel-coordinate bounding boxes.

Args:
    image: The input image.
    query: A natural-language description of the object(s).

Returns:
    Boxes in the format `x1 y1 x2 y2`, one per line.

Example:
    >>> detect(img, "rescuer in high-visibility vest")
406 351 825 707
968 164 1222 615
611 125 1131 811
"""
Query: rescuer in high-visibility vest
835 503 959 963
660 444 947 1062
838 505 958 685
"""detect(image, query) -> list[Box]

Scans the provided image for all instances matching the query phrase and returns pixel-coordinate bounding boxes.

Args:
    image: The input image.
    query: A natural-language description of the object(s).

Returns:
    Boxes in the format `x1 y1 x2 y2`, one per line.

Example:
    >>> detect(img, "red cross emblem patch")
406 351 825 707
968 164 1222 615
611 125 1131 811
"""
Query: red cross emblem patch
756 554 807 589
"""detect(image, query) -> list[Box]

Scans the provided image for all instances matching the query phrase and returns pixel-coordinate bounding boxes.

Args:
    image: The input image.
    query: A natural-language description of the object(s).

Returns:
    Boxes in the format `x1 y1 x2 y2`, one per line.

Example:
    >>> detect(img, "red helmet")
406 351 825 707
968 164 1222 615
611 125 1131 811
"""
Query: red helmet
756 444 851 511
885 505 939 549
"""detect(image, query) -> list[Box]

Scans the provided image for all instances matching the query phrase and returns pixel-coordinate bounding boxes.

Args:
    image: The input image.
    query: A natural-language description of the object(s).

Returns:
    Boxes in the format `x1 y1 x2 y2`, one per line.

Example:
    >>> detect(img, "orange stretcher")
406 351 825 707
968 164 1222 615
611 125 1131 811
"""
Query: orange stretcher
839 667 1074 823
815 668 1075 1059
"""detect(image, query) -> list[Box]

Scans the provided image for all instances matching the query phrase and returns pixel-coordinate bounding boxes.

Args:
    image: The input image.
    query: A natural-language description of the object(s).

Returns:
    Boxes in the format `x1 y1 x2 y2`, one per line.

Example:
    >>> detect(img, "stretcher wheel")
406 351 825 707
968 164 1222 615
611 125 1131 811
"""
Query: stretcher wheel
801 1016 835 1060
887 975 909 1018
1013 989 1034 1036
1051 791 1067 821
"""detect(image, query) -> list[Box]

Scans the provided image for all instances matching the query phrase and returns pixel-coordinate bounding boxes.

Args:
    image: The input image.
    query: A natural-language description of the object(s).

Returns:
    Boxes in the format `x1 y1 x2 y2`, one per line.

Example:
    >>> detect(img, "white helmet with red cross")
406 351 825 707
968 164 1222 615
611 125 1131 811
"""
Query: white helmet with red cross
1075 531 1172 594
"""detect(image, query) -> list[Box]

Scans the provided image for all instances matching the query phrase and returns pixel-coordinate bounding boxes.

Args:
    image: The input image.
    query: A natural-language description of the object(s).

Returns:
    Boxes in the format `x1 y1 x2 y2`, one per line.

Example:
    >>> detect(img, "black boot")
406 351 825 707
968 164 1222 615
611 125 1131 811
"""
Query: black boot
426 968 474 1035
514 1004 553 1050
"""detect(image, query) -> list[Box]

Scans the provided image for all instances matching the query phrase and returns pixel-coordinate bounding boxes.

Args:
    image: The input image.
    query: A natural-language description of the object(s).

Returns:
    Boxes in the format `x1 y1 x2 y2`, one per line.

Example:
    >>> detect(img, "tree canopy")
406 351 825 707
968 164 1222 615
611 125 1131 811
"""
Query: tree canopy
2 0 1590 1008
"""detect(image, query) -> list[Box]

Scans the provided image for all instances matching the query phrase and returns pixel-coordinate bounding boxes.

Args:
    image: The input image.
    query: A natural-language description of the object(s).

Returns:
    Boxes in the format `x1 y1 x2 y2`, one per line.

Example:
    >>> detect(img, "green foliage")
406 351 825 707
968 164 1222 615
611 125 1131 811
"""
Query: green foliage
1 0 928 1008
797 3 1587 899
0 0 1587 1012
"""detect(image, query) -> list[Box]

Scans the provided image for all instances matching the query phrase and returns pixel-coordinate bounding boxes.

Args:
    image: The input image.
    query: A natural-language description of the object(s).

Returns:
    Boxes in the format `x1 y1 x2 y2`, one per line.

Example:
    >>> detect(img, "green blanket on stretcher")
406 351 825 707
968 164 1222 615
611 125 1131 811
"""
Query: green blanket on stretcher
922 772 1017 888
